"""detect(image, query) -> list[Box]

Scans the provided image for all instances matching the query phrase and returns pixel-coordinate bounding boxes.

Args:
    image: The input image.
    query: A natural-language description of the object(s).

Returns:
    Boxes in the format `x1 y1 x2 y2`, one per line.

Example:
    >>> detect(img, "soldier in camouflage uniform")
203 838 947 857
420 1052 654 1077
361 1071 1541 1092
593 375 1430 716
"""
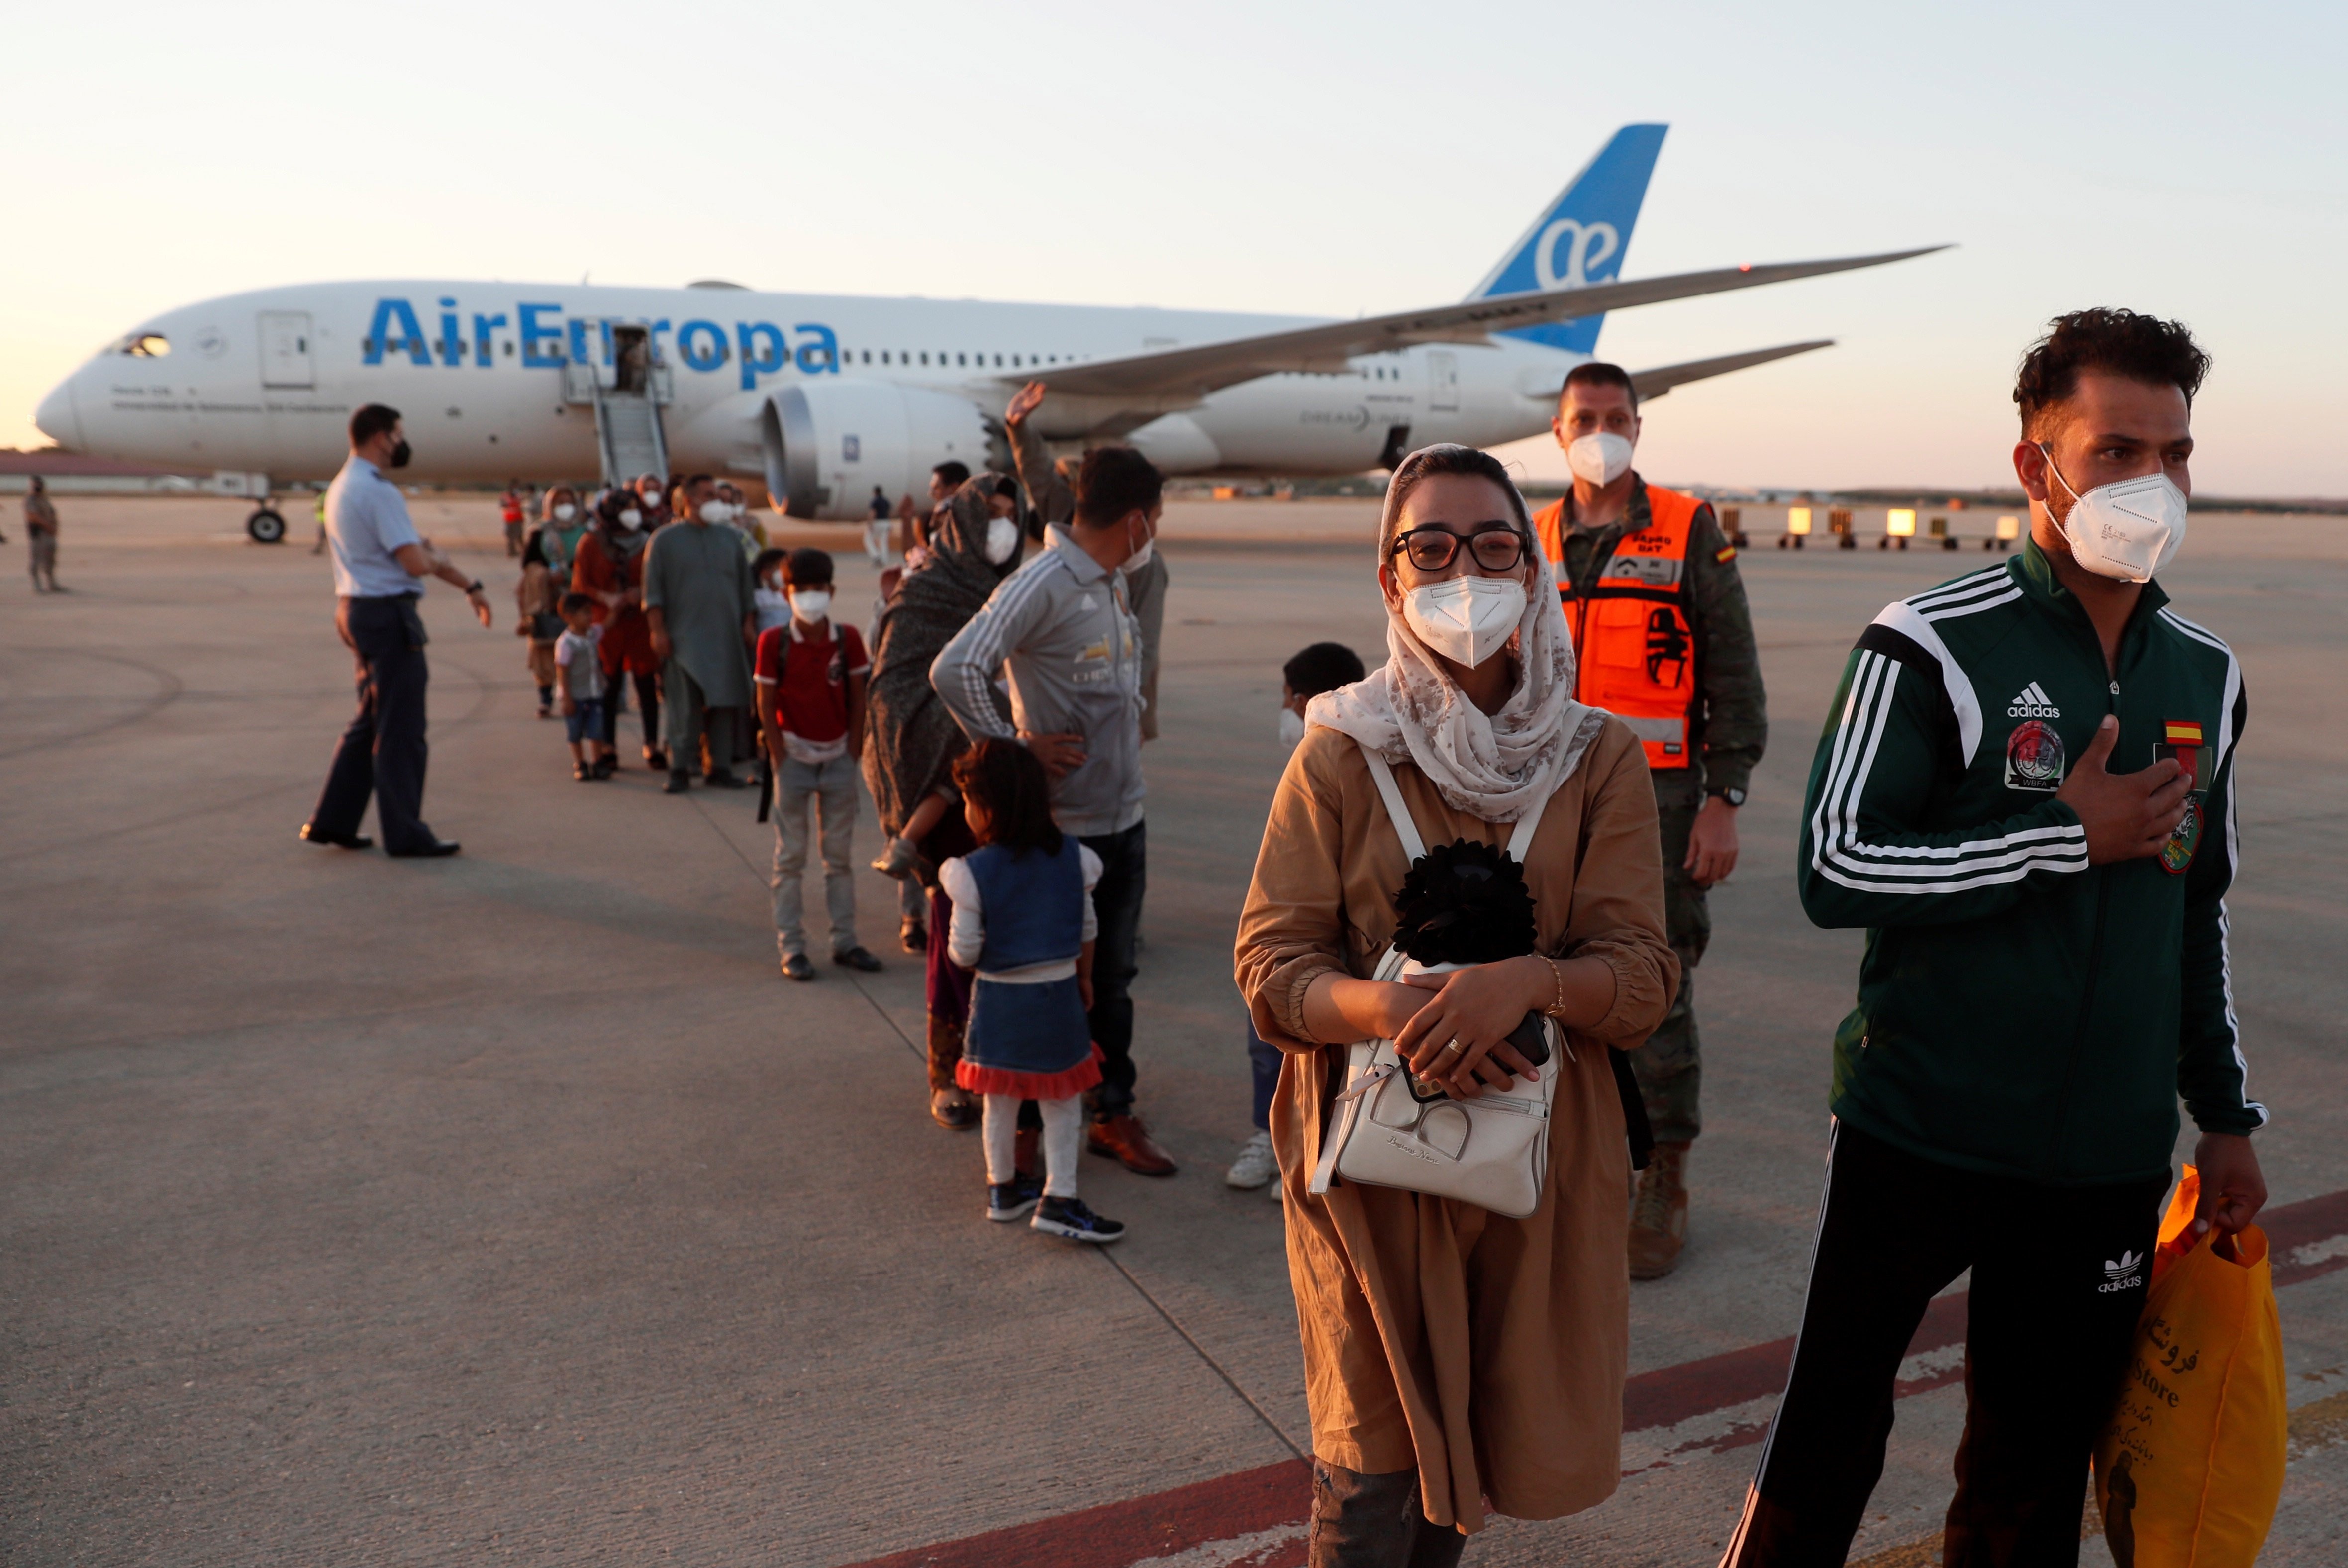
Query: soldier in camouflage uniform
1532 362 1767 1279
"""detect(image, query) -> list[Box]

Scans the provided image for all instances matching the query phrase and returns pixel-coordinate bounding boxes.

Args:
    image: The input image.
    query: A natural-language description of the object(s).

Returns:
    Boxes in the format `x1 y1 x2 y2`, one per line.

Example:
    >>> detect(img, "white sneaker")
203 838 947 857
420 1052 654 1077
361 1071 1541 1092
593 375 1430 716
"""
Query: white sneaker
1225 1128 1277 1189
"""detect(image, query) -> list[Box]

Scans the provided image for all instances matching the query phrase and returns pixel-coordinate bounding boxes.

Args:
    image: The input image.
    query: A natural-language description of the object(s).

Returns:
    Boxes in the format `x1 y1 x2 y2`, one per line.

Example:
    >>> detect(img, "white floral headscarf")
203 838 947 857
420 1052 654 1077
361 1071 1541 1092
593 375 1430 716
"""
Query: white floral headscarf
1307 444 1604 822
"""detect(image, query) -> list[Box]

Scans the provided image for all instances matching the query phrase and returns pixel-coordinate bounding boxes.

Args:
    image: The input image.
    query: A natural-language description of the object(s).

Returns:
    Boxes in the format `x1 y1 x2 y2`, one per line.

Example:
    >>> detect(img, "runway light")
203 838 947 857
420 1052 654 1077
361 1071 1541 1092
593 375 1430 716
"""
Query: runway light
1787 506 1812 535
1886 509 1917 537
1996 514 2022 541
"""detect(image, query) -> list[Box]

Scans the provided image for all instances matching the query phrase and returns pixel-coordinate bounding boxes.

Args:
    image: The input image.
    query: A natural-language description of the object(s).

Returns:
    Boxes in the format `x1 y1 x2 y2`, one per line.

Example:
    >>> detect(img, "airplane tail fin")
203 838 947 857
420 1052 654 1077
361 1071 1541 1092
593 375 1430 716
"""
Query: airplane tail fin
1468 123 1667 356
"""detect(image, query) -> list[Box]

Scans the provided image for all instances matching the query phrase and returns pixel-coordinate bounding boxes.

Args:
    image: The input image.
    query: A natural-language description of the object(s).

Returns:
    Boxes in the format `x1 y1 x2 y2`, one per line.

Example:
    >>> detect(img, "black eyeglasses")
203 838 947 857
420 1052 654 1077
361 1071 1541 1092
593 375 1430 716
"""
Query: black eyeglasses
1390 523 1531 573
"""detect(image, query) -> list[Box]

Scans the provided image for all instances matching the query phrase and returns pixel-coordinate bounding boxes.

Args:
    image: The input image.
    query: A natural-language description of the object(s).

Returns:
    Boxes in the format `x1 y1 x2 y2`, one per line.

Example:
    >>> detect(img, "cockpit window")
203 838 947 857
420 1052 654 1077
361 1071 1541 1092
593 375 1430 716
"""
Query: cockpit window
115 332 171 357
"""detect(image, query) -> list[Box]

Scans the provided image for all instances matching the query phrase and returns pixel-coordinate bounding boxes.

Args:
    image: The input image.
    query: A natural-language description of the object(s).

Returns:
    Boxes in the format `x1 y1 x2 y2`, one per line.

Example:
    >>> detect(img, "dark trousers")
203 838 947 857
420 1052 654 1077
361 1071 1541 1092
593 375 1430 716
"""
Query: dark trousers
307 595 435 853
1308 1460 1464 1568
1723 1123 2163 1568
1248 1021 1282 1130
1638 785 1709 1144
603 667 661 752
1078 820 1146 1118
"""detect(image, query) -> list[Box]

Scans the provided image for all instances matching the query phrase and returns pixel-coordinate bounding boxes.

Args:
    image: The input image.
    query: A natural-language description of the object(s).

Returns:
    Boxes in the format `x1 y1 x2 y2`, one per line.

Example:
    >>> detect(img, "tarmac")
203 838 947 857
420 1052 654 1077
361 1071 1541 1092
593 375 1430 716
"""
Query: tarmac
1 494 2343 1567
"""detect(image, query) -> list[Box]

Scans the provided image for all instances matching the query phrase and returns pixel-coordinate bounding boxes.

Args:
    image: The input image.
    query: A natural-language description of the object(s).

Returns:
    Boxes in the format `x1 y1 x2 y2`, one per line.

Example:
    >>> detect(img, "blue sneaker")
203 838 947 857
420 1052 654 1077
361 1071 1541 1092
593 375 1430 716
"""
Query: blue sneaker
1031 1195 1126 1244
987 1176 1043 1223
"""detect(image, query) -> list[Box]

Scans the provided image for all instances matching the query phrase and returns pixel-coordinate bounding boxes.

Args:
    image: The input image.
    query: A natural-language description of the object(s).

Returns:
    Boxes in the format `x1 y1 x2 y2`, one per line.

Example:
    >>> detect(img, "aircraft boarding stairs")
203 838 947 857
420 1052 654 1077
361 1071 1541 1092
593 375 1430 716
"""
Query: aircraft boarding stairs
561 324 673 490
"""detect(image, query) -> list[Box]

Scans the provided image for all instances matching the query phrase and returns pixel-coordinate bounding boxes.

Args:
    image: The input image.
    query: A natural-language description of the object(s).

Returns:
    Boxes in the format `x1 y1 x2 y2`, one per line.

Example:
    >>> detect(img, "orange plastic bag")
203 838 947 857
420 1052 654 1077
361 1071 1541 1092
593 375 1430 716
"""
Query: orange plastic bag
2093 1167 2287 1568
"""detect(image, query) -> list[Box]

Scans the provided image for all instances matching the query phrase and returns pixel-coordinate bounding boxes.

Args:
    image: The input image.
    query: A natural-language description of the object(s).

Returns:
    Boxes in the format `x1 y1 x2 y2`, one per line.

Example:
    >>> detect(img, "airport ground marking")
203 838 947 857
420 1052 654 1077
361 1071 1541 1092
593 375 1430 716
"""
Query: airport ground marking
832 1185 2348 1568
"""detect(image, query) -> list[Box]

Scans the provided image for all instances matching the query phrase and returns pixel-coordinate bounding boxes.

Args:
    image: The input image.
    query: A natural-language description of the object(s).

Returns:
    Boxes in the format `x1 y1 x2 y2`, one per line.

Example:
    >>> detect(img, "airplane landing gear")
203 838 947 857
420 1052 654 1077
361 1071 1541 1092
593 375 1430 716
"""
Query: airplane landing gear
247 508 287 544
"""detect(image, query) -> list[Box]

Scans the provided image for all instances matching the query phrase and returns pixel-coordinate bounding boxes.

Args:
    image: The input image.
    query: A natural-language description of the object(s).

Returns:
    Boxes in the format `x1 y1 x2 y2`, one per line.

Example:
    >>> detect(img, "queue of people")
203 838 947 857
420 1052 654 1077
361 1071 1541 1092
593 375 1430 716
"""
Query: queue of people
305 306 2269 1566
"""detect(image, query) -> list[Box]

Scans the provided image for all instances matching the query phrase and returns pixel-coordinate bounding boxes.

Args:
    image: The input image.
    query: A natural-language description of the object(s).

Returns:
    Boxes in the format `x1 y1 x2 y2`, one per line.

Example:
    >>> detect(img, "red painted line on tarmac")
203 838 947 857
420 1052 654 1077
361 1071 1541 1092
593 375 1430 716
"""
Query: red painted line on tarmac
841 1460 1311 1568
835 1187 2348 1568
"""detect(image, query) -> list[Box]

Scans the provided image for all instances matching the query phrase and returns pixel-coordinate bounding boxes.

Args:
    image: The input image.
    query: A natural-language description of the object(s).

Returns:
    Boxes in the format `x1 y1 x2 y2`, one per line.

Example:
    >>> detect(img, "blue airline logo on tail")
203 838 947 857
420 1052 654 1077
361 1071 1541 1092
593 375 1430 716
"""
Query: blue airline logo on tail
1471 123 1667 357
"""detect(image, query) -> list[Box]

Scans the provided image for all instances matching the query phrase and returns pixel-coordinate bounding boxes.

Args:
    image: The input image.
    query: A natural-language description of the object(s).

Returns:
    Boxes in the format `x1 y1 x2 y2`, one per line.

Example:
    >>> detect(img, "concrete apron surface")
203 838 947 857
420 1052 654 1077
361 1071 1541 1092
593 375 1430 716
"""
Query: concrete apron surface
1 497 2343 1567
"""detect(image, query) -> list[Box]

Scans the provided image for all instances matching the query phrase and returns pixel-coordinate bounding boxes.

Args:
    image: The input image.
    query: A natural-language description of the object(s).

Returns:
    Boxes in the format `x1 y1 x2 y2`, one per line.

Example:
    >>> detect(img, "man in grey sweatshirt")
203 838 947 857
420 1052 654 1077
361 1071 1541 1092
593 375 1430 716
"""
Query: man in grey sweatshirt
930 438 1177 1176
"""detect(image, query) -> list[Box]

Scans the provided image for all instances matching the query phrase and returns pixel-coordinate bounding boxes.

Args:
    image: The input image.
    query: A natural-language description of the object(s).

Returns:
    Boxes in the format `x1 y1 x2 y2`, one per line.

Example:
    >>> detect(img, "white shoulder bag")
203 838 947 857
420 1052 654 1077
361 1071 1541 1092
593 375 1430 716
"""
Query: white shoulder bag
1306 745 1567 1219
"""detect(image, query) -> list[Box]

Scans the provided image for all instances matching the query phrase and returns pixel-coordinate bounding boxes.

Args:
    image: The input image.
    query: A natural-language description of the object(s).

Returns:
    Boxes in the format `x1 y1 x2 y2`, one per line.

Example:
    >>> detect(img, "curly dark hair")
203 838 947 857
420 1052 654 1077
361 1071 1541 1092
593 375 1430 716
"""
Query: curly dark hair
2014 308 2210 437
950 737 1062 859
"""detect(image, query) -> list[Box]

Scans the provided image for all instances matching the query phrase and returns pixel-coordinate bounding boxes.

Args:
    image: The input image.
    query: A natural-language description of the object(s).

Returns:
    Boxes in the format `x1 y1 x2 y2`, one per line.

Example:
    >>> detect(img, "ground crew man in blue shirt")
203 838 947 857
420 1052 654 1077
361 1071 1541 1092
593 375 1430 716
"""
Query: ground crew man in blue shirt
301 403 492 857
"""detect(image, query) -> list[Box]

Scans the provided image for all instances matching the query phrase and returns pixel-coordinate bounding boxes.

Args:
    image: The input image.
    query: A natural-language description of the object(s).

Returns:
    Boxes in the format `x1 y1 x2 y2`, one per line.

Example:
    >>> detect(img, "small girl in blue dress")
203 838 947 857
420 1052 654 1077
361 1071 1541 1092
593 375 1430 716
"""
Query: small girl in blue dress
940 739 1127 1243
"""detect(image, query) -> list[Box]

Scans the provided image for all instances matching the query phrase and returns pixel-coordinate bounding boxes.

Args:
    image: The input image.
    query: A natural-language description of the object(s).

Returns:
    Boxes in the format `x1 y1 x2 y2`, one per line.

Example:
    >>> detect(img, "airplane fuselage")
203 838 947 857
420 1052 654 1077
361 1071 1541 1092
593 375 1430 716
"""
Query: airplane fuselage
37 281 1580 514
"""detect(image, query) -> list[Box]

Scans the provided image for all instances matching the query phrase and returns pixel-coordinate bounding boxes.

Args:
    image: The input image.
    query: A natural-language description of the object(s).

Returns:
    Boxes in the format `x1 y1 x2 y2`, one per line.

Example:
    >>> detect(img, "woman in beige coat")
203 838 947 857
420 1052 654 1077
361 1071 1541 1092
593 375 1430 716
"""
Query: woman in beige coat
1235 444 1678 1566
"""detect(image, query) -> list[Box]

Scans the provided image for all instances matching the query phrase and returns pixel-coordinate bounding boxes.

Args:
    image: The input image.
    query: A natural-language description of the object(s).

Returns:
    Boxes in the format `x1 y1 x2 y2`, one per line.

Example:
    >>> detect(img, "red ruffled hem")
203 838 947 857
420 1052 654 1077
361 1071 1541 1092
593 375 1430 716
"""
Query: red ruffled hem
955 1042 1105 1100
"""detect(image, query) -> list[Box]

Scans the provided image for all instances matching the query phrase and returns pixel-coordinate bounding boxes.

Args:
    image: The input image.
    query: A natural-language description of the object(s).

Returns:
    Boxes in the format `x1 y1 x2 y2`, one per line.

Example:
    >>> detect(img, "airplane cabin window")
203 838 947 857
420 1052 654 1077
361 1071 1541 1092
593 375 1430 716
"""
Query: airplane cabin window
919 352 928 365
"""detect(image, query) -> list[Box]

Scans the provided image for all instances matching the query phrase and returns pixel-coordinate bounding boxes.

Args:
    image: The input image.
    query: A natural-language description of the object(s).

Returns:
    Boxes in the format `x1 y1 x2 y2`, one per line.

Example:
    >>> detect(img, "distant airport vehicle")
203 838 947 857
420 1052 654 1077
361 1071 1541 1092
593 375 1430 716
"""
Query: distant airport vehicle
36 125 1938 541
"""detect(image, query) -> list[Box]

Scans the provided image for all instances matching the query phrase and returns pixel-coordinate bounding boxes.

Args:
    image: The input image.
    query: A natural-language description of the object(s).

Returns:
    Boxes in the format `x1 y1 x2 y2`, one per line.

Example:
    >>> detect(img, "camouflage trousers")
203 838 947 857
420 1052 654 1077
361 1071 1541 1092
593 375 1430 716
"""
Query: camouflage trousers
1637 788 1710 1147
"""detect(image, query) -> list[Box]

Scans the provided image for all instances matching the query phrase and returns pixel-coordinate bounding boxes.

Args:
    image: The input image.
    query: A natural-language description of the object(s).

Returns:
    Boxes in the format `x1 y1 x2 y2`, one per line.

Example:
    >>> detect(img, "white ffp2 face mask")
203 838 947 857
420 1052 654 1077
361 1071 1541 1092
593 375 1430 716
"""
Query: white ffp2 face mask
699 500 734 524
553 503 576 522
1566 431 1634 486
1278 707 1307 751
984 517 1020 565
1402 574 1527 668
618 508 642 531
791 589 832 622
2042 449 2187 583
1124 514 1156 574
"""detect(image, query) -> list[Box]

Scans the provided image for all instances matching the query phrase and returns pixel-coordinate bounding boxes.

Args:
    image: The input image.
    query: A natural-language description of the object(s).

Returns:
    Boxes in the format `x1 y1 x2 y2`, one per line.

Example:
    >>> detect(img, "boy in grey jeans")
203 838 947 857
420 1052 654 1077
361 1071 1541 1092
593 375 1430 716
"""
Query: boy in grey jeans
753 549 884 981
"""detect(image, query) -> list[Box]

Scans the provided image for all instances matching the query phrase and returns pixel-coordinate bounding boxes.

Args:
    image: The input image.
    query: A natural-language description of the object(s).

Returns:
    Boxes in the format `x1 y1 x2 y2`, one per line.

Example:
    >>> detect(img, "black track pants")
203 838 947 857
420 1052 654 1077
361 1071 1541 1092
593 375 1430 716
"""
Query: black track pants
1721 1123 2164 1568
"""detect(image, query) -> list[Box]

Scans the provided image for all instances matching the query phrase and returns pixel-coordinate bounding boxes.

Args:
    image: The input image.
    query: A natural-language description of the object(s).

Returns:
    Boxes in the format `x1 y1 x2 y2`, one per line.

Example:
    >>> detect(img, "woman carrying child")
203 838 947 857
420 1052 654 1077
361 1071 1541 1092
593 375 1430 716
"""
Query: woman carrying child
859 473 1026 1127
573 487 665 773
515 485 581 718
941 739 1125 1244
1234 444 1677 1563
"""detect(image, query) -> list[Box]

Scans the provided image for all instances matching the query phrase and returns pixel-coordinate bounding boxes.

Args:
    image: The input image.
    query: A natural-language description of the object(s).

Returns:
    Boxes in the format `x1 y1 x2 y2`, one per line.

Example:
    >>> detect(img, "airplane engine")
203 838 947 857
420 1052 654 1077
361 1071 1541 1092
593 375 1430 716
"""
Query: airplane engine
759 383 1005 521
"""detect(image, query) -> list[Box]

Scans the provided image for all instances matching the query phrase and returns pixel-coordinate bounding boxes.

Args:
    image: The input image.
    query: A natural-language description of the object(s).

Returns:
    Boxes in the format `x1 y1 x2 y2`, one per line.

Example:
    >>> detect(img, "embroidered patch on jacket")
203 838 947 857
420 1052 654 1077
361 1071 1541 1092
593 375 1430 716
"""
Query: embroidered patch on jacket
2155 719 2212 793
2004 720 2065 791
2159 793 2203 875
1714 544 1738 563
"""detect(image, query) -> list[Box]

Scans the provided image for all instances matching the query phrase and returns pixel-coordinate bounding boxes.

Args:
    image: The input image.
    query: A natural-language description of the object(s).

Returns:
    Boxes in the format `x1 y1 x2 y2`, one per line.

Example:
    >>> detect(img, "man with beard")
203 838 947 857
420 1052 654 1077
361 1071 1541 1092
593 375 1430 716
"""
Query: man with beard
933 407 1176 1178
644 474 757 794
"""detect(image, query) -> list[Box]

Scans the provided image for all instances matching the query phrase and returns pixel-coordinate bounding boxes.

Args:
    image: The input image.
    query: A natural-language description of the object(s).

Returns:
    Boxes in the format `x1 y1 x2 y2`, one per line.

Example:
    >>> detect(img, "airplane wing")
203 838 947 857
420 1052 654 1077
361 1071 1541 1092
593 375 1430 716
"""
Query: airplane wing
1025 246 1944 417
1628 340 1836 401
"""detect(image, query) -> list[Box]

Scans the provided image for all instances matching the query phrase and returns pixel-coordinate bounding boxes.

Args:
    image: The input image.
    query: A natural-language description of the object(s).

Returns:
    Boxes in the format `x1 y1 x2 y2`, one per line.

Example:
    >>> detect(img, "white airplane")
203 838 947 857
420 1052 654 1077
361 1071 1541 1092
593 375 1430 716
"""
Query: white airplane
34 125 1938 541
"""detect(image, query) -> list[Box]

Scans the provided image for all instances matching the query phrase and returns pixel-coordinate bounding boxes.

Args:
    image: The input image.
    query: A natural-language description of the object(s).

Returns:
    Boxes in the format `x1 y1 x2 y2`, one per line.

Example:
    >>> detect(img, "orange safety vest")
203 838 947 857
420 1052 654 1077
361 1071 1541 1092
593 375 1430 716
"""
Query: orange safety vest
1532 483 1706 771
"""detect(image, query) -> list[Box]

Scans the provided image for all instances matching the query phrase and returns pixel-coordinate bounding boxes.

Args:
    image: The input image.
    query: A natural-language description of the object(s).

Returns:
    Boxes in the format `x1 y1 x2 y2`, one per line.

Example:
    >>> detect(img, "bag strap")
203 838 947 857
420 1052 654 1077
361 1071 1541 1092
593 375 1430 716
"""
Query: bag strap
1505 798 1544 860
1359 746 1427 862
1361 743 1549 866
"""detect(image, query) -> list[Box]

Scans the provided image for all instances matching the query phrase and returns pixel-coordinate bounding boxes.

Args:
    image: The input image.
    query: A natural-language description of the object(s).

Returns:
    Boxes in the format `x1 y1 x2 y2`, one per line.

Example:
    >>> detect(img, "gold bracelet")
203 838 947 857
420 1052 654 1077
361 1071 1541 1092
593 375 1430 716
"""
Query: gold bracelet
1541 955 1567 1020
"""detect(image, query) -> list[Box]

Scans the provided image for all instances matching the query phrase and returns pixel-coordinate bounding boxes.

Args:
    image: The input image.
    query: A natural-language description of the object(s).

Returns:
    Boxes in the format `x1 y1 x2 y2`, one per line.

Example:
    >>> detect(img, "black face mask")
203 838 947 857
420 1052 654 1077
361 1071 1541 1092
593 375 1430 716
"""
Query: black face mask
387 439 412 470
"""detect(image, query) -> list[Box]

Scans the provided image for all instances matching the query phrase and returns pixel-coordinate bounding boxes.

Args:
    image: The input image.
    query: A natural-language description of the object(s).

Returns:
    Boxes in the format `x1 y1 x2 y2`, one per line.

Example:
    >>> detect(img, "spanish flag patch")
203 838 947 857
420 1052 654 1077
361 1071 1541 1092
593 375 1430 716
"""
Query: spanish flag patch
2164 720 2204 745
1714 545 1738 563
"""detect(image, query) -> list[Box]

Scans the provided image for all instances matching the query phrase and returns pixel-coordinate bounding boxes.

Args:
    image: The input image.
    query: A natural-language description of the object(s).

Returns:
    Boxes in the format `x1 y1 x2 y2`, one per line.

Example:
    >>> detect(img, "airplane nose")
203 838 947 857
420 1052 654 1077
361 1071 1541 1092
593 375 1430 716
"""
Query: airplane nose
34 374 84 451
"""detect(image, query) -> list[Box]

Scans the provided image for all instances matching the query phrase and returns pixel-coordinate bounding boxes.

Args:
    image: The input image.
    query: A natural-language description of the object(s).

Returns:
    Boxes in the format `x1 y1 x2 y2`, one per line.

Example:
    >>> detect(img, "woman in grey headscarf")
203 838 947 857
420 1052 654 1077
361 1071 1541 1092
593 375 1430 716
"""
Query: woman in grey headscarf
862 472 1025 1127
1235 444 1678 1564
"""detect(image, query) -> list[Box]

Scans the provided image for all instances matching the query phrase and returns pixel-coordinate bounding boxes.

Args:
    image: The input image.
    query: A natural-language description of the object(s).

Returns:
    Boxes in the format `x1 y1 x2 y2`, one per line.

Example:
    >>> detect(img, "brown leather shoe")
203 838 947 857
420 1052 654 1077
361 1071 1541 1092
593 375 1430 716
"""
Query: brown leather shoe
929 1087 979 1131
1087 1113 1178 1177
1628 1140 1691 1280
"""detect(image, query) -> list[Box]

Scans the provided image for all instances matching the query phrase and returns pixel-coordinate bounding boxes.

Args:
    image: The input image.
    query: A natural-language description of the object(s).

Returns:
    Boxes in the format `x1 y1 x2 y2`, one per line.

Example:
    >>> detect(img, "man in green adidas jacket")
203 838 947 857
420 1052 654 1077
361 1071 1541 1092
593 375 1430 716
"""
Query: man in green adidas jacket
1723 310 2270 1568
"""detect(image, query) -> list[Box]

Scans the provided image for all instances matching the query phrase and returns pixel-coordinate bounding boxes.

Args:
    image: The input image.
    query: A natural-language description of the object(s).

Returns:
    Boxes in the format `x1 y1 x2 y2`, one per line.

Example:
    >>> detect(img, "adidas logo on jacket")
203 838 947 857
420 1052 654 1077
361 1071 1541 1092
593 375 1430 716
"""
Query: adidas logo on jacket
1796 542 2264 1186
